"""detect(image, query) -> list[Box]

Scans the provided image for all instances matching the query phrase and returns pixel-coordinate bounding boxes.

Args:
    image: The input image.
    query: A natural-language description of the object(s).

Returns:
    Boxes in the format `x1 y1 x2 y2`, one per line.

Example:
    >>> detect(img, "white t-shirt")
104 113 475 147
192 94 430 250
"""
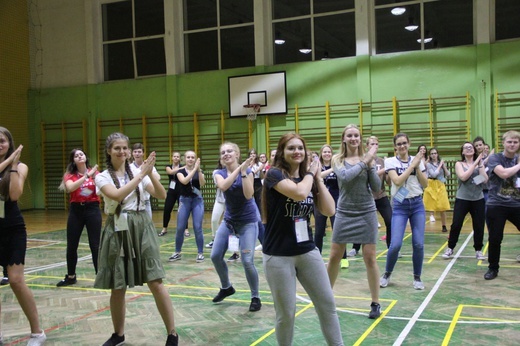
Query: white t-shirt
95 165 151 214
385 155 426 198
132 162 159 201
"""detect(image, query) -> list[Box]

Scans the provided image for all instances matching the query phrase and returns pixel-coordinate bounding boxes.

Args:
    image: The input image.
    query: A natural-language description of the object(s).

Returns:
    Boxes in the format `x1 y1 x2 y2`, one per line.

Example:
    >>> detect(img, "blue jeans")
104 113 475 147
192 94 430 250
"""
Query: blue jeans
176 196 204 253
386 196 425 277
210 220 259 298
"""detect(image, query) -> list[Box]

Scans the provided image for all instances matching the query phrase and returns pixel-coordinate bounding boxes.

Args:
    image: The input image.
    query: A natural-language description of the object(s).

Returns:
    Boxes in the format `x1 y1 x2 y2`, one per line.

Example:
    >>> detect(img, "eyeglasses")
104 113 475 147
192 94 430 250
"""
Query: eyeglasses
463 145 473 150
396 142 408 147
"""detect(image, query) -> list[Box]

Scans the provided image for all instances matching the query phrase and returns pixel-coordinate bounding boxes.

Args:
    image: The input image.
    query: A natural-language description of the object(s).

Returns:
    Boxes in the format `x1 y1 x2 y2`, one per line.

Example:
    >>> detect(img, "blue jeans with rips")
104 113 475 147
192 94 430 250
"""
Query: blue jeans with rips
175 195 204 253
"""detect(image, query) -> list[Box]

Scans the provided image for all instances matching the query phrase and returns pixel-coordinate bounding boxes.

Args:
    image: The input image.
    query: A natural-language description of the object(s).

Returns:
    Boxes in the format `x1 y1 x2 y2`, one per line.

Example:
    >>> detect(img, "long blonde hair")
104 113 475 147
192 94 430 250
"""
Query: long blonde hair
332 124 365 169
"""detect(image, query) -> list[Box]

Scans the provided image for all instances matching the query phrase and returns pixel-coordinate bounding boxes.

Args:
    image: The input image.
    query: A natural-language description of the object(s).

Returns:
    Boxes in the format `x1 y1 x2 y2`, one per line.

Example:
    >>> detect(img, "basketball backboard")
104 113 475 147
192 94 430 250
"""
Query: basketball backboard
228 71 287 118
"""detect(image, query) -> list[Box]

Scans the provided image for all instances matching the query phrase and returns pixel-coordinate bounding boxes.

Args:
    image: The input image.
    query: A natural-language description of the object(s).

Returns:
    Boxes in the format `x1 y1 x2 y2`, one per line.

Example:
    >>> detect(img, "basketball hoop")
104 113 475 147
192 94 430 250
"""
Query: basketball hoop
243 104 261 121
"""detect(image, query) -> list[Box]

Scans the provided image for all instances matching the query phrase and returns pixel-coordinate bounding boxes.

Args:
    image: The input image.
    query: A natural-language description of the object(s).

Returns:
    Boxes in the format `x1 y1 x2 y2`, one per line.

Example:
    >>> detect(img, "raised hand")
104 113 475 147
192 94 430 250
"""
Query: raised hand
88 164 99 177
9 144 23 166
411 151 423 168
141 152 157 176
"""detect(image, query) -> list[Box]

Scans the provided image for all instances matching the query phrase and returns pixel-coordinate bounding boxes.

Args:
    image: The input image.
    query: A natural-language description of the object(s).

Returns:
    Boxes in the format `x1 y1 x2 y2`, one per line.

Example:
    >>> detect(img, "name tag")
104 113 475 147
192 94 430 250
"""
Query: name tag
169 181 176 190
294 218 309 243
80 188 93 197
472 175 486 185
394 186 409 203
114 213 129 232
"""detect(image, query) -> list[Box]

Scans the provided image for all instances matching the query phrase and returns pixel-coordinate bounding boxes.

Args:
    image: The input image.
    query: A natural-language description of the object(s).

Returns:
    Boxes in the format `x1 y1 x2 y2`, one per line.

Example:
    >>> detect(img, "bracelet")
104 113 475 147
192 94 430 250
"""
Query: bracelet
305 172 315 178
241 174 247 178
10 169 18 173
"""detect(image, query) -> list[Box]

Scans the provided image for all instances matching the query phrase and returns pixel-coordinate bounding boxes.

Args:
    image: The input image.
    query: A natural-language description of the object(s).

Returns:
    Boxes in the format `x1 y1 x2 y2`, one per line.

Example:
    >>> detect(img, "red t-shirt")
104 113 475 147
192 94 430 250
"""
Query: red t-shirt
65 173 100 203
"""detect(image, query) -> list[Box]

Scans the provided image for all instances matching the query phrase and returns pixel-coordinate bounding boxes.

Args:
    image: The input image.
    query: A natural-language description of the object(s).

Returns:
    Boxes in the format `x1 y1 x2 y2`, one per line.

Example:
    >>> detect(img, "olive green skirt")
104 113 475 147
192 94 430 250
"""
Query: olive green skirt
94 211 165 290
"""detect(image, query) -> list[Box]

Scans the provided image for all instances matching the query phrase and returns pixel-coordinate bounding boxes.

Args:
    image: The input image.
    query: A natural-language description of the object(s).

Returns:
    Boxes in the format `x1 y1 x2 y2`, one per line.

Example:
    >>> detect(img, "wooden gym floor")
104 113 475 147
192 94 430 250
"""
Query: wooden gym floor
1 210 519 345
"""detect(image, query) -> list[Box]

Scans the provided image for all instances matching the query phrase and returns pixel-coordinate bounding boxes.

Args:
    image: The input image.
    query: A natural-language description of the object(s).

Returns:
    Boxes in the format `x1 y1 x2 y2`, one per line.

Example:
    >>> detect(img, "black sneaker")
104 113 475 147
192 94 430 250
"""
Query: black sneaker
212 286 236 303
249 297 262 312
165 333 178 346
56 274 77 287
0 277 8 285
102 333 125 346
368 302 381 319
484 269 498 280
227 253 240 262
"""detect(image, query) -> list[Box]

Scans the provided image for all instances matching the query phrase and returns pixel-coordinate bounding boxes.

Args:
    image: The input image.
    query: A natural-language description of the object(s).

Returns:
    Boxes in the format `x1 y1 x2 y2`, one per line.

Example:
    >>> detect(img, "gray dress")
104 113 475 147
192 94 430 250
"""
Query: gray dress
332 160 381 244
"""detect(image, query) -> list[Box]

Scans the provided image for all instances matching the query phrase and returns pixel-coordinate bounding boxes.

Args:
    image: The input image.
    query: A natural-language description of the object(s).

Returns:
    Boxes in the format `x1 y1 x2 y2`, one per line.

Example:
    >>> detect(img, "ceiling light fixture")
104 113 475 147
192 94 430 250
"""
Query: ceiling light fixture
404 17 418 31
274 31 285 45
417 31 433 44
299 41 312 54
391 6 406 15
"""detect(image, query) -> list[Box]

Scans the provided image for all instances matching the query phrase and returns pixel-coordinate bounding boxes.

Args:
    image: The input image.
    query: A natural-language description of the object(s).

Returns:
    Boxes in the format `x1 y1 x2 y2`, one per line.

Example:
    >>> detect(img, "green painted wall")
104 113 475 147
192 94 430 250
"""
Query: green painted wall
30 40 520 208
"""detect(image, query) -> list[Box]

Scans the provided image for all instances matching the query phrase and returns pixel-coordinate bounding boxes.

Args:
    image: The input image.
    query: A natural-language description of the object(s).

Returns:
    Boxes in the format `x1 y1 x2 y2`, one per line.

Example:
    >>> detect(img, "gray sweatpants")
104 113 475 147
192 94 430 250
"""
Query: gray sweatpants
263 248 344 346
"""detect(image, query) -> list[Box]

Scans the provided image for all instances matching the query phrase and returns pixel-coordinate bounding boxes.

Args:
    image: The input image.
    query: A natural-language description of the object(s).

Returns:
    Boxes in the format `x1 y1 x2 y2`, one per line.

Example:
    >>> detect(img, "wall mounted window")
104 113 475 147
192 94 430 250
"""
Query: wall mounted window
102 0 166 81
183 0 254 73
273 0 355 64
375 0 473 54
495 0 520 41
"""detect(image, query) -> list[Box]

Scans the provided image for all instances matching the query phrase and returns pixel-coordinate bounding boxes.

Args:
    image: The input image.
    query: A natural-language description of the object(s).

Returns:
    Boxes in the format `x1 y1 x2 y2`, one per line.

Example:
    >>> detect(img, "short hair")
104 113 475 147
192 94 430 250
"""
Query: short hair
502 130 520 141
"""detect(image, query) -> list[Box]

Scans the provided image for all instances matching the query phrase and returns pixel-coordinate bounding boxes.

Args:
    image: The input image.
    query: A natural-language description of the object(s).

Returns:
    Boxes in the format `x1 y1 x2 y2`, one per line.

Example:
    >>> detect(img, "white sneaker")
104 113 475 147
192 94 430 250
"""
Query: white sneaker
398 251 403 258
442 248 453 259
475 251 486 260
346 248 358 257
255 244 263 251
380 273 391 288
413 279 425 290
27 330 46 346
429 215 436 223
378 222 381 228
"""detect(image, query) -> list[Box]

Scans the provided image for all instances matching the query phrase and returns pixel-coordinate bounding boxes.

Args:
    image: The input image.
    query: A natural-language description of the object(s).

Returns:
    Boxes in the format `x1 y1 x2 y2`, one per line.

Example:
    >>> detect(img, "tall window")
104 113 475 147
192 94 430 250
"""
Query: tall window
272 0 355 64
495 0 520 41
102 0 166 81
375 0 473 54
183 0 255 73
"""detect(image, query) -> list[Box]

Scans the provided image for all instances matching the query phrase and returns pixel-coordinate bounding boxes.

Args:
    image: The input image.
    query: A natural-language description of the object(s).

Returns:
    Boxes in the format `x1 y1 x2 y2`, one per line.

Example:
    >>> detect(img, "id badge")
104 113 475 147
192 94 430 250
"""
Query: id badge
228 235 240 252
515 177 520 189
114 213 129 232
169 181 176 190
472 175 486 186
0 199 4 218
394 186 409 203
294 218 310 243
79 188 93 197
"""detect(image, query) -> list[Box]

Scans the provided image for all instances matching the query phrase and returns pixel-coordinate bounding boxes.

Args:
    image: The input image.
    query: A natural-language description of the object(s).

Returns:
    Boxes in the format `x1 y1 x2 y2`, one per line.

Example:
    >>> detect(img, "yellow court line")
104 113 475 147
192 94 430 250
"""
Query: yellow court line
442 304 520 345
376 233 412 260
353 299 398 346
250 302 315 346
428 241 449 264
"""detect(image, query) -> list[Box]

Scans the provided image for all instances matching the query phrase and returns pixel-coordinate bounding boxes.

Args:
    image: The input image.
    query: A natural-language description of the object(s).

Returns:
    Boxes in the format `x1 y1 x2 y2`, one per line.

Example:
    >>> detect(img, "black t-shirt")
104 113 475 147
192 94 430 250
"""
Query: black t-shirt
263 168 316 256
177 167 202 197
166 164 182 191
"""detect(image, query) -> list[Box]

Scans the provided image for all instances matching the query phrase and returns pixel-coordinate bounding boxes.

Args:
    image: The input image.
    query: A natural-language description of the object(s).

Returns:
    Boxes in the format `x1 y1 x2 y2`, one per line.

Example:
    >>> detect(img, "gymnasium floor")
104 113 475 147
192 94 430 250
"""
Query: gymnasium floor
1 210 519 346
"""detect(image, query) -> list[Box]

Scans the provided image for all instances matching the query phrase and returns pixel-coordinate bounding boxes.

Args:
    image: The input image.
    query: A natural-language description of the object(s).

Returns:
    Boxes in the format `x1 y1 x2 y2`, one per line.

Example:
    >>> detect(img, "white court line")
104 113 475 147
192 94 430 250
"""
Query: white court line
392 231 475 346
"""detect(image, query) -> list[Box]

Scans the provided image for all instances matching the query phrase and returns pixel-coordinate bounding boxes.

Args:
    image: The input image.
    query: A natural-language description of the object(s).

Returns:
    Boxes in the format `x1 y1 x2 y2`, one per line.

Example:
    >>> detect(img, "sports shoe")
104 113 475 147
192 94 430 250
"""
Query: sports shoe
340 258 349 269
413 279 425 290
377 222 381 228
368 302 381 319
442 248 453 259
205 241 214 248
442 226 448 233
255 244 263 251
227 253 240 262
380 273 391 288
475 251 486 260
165 333 178 346
212 286 236 303
517 254 520 262
249 297 262 312
27 330 46 346
0 277 8 285
168 253 181 262
484 269 498 280
102 333 124 346
430 215 436 222
196 253 205 263
56 274 77 287
346 248 358 257
398 251 402 258
380 235 387 241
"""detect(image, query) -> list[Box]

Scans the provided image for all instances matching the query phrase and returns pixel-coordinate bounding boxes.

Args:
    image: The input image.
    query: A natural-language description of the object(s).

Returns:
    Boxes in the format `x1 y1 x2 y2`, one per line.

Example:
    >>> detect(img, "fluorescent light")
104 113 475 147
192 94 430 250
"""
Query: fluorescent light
391 7 406 15
299 48 312 54
417 37 433 43
405 24 418 31
275 38 285 45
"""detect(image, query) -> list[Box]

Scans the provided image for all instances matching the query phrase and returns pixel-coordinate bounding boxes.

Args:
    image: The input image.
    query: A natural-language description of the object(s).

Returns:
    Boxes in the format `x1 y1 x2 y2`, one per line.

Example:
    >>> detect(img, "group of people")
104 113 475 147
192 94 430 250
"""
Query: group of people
1 124 519 345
